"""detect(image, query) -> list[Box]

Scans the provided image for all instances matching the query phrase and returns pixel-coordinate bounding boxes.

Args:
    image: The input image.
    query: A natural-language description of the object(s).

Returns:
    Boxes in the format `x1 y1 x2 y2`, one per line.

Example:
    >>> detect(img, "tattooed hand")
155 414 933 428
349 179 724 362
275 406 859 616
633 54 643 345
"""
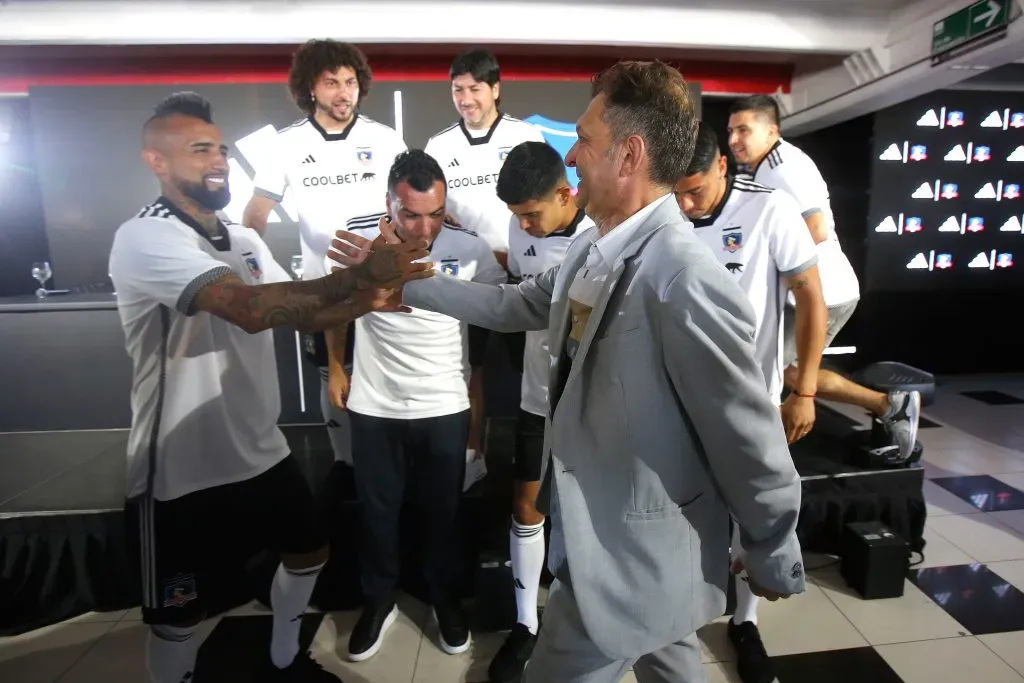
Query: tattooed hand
347 216 434 290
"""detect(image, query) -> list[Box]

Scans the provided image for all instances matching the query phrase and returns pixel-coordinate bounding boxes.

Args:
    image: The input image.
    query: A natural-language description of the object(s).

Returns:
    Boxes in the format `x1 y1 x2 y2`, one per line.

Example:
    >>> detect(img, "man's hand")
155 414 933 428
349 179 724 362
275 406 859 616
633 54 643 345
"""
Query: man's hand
327 368 350 412
330 215 404 269
731 557 793 602
342 216 432 290
780 394 815 444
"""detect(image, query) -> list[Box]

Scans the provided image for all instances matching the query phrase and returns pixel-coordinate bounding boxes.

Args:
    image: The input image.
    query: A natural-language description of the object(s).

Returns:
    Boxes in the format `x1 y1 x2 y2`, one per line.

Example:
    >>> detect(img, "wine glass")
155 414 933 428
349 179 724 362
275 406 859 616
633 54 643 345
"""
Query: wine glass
290 255 304 280
31 261 52 298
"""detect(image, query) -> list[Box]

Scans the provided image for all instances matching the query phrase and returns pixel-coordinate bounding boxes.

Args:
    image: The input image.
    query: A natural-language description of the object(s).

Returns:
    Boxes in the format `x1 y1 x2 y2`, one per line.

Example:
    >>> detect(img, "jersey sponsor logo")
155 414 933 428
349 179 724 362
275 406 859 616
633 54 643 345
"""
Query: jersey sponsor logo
725 262 744 274
448 173 499 189
302 173 376 188
523 245 537 257
163 573 198 608
242 251 263 279
722 231 744 252
440 259 460 276
357 148 373 164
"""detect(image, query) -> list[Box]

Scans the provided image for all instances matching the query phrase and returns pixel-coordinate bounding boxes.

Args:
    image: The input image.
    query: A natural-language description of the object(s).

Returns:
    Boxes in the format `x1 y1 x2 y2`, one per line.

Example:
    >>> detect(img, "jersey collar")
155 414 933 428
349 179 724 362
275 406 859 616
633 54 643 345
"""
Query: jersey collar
459 112 503 146
551 208 587 238
157 195 231 251
309 113 359 142
691 176 734 229
752 138 783 177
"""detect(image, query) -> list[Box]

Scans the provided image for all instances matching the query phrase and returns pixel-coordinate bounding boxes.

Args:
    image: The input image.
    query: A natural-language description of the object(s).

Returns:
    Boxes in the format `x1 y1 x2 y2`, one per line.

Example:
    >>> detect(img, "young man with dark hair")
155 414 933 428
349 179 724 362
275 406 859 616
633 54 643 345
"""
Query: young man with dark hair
727 95 921 461
486 140 590 683
332 60 805 683
326 149 506 663
425 48 547 492
675 121 827 683
243 39 407 471
110 92 430 683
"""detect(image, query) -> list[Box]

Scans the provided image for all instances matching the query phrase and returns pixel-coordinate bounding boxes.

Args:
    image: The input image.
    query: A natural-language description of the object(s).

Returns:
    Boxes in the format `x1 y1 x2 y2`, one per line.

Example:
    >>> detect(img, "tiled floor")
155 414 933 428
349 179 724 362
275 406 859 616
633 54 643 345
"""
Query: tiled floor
6 376 1024 682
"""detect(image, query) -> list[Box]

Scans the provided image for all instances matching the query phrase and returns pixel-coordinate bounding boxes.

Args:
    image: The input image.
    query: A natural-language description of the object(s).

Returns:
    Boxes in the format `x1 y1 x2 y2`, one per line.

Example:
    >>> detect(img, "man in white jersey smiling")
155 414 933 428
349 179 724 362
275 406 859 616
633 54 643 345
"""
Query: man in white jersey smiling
326 150 506 663
109 93 431 683
728 95 921 461
486 141 590 683
425 48 547 491
243 39 407 472
675 121 828 683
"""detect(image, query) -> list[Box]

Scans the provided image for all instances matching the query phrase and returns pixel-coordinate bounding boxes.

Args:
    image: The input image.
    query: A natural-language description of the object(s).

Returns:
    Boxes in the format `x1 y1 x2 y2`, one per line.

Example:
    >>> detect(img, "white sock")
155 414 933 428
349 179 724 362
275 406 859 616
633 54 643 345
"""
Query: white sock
510 518 545 634
270 561 324 669
732 563 760 626
147 624 199 683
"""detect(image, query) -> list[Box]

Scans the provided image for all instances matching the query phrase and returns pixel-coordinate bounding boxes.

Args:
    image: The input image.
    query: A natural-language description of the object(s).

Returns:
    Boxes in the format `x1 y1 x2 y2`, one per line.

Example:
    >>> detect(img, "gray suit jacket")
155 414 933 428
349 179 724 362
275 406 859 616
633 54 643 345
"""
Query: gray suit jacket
404 197 804 659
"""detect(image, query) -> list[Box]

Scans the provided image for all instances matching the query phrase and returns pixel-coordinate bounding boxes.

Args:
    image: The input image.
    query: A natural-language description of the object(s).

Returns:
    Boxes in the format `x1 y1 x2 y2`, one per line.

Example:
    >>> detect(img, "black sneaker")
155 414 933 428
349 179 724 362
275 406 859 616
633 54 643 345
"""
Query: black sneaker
487 623 538 682
433 600 471 655
258 650 342 682
727 620 776 683
347 598 398 662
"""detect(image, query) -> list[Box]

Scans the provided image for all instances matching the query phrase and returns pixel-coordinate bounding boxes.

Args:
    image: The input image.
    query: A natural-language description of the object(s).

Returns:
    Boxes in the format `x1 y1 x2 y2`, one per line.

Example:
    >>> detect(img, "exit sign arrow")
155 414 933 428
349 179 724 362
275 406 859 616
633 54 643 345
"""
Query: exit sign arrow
932 0 1010 63
974 0 1002 28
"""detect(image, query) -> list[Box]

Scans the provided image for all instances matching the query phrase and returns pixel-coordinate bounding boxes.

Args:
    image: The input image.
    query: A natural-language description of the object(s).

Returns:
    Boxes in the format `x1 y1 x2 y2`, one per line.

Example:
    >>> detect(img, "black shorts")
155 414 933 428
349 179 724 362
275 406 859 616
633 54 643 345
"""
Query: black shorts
125 455 327 626
468 326 525 374
513 409 546 482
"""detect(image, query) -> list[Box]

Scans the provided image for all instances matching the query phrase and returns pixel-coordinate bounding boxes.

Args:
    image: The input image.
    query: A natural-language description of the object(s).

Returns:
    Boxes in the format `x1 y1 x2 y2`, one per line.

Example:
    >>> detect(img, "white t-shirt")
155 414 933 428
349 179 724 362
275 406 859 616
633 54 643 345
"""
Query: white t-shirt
691 177 818 405
254 115 407 279
424 114 546 253
506 209 592 417
753 138 859 308
328 213 507 420
108 198 292 502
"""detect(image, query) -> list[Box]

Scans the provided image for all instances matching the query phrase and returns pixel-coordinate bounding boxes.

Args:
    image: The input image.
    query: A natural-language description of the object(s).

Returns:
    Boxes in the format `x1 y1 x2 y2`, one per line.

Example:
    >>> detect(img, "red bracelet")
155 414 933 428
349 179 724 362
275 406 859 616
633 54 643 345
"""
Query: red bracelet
794 391 816 398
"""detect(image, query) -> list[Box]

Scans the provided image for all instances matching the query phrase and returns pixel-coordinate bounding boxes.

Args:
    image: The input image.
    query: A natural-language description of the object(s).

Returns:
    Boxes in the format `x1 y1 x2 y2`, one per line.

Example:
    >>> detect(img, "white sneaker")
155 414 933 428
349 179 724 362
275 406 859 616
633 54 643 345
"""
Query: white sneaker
463 450 488 492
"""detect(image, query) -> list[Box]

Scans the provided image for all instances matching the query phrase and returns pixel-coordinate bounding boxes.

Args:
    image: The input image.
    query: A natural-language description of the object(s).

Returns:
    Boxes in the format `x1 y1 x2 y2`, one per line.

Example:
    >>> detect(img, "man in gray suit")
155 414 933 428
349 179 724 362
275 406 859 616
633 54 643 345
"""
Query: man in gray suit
329 61 805 683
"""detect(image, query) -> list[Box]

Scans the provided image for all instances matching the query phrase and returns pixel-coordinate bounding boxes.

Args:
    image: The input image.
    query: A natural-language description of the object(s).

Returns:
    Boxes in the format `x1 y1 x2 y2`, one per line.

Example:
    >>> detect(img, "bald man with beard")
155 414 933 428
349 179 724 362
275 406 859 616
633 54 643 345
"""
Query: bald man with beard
108 92 432 683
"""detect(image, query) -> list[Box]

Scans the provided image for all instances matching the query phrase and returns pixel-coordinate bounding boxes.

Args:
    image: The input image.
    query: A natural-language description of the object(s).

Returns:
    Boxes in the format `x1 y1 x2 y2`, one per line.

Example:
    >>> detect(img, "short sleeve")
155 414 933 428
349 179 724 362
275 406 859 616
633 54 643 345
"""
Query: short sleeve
764 191 818 278
524 121 546 143
762 160 824 219
109 219 234 315
252 134 288 202
471 235 509 286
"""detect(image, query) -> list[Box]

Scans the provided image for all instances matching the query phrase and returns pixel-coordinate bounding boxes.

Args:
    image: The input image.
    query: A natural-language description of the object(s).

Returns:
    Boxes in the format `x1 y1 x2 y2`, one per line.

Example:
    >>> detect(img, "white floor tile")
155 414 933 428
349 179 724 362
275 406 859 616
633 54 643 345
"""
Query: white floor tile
0 622 113 683
928 513 1024 562
917 522 977 567
980 631 1024 678
876 636 1024 683
754 581 867 657
988 560 1024 593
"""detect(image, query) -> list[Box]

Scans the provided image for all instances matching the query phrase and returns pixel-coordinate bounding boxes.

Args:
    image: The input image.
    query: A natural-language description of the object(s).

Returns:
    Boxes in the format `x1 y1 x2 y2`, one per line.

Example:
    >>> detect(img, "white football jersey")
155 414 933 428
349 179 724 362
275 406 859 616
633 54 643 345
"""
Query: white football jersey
507 209 592 417
328 214 507 420
425 114 546 253
254 115 407 279
108 198 292 502
691 177 818 405
753 138 859 307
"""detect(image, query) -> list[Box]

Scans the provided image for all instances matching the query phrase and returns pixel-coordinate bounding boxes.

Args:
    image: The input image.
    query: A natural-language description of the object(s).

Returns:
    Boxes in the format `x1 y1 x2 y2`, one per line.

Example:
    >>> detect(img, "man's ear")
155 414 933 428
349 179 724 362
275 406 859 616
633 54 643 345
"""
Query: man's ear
618 134 645 177
556 185 574 206
141 148 165 175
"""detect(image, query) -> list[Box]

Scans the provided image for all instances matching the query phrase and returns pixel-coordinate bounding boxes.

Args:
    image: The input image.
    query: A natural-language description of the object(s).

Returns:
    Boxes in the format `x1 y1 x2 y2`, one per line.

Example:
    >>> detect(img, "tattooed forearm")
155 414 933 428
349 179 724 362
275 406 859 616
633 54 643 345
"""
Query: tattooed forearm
790 276 810 291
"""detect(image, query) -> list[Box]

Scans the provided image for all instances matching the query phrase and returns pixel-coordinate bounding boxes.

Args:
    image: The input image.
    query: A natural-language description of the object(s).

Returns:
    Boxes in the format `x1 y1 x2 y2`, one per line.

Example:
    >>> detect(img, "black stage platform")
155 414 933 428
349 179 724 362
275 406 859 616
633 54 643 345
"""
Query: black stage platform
0 407 926 637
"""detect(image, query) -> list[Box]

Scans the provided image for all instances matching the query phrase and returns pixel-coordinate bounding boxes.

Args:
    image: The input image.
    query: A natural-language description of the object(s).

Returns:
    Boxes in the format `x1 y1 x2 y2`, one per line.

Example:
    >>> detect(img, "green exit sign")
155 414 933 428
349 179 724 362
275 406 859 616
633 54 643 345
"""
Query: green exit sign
932 0 1010 60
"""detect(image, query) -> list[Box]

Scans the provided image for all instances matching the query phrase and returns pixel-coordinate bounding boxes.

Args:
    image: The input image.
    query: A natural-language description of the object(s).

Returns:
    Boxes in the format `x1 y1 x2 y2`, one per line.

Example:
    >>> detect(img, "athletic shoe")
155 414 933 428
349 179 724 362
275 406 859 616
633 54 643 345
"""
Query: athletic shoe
347 599 398 662
728 620 776 683
884 390 921 462
463 450 488 492
434 600 471 655
487 623 538 682
258 650 342 682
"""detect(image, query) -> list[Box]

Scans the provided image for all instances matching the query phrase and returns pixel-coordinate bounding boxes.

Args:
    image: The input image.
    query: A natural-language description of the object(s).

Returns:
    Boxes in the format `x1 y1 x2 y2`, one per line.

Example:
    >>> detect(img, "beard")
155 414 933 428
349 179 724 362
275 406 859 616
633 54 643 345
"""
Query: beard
179 178 231 212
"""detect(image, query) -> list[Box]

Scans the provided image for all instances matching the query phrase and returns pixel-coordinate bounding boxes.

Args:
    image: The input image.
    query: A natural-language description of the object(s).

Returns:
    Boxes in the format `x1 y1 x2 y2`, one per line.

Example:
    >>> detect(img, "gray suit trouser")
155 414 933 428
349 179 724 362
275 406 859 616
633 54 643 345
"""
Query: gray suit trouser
523 490 706 683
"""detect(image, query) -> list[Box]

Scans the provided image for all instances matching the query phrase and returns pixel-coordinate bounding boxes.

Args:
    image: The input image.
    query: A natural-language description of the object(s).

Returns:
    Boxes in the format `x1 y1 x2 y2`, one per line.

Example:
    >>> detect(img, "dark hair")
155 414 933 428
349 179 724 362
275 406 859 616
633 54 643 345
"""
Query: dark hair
388 149 447 196
729 95 780 126
288 39 373 115
149 92 214 125
685 122 721 176
496 141 567 205
591 60 698 187
449 48 501 86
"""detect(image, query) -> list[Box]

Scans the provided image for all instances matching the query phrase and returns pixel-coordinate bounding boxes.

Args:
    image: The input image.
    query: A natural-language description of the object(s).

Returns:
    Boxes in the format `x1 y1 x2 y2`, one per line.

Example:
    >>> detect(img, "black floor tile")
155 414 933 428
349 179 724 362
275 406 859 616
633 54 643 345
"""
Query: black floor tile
772 646 903 683
919 416 942 429
194 613 325 683
961 390 1024 405
910 563 1024 635
931 475 1024 512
